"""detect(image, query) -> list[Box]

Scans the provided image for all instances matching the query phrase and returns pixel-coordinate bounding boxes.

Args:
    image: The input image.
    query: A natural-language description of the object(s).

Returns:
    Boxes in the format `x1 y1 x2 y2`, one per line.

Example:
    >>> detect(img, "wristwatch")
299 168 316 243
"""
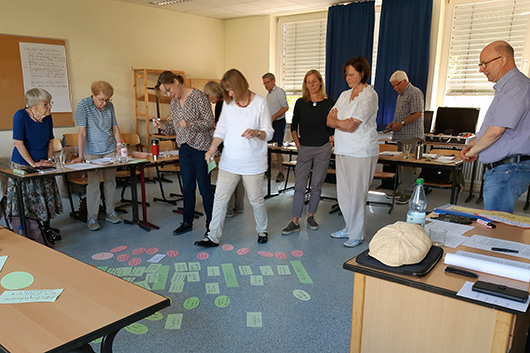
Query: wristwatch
401 120 406 126
257 130 261 137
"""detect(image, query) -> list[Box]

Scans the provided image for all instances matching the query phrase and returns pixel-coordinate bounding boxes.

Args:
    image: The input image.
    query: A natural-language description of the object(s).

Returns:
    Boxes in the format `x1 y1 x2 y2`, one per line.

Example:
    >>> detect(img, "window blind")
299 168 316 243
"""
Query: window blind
445 0 530 96
281 18 327 95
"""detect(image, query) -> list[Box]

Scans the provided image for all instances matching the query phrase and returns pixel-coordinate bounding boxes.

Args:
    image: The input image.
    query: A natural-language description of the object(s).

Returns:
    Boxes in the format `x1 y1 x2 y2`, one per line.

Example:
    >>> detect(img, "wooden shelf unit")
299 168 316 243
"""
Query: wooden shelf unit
132 68 185 152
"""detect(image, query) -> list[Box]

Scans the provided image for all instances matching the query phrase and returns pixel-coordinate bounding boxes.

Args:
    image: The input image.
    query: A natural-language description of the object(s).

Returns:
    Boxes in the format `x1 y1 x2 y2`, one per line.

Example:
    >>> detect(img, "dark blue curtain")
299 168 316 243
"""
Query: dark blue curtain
374 0 433 130
325 1 375 100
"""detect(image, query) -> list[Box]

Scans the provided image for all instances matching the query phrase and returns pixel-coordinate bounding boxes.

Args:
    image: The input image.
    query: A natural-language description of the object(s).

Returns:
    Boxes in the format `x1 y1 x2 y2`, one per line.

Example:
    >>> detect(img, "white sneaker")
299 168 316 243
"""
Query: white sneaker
343 239 363 248
331 230 349 239
106 211 121 224
87 217 101 231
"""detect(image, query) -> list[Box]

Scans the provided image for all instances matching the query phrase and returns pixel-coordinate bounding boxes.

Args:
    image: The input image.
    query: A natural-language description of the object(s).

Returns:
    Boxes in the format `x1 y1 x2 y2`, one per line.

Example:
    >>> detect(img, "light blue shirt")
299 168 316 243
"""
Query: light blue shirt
75 96 118 155
477 68 530 164
265 85 288 121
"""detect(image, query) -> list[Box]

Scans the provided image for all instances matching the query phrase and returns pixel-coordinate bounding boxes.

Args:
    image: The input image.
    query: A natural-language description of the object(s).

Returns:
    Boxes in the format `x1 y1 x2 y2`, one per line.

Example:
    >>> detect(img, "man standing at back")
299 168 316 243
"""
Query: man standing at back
386 70 425 204
263 73 289 183
461 40 530 213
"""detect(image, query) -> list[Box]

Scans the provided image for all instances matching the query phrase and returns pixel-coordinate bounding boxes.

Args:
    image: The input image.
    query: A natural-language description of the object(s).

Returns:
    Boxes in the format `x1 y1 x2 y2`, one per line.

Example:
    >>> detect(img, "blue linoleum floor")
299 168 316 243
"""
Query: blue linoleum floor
5 169 527 353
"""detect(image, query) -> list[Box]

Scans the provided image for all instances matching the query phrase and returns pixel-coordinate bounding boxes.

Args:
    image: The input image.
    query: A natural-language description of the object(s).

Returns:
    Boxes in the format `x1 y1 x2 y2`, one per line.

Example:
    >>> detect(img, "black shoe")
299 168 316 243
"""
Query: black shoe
44 230 55 245
194 237 219 247
173 222 192 235
45 228 62 241
257 232 268 244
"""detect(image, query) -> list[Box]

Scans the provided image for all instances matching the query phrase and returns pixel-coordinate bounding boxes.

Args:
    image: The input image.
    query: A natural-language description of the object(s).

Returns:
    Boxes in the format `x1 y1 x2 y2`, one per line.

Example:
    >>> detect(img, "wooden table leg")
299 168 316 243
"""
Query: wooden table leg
351 273 366 353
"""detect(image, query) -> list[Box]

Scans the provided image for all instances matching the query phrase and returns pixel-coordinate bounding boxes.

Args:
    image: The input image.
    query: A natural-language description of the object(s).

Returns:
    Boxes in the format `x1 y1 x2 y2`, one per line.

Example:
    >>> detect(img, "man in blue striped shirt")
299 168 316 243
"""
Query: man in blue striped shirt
461 41 530 213
72 81 122 231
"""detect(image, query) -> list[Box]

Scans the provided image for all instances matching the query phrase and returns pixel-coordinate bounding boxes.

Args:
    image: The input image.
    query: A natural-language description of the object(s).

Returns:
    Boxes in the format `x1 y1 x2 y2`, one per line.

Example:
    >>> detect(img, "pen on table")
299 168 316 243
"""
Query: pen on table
476 218 496 229
491 247 519 253
444 266 479 278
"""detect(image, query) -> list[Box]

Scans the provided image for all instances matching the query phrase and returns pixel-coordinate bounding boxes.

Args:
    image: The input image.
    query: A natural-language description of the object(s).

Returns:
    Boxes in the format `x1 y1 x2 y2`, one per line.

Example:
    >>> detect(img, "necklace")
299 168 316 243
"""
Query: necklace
311 95 322 107
27 108 42 123
236 91 251 108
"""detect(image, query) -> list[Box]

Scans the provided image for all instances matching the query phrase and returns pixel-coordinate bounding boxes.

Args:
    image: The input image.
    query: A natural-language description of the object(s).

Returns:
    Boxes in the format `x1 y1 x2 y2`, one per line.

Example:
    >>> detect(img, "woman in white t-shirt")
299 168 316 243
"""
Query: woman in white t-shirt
326 57 379 248
195 69 274 247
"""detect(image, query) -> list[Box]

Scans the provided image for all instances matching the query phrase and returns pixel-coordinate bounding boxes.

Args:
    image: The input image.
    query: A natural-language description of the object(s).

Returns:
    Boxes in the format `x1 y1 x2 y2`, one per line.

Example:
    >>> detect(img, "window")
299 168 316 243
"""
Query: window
279 5 381 121
442 0 530 130
281 18 327 96
445 0 530 97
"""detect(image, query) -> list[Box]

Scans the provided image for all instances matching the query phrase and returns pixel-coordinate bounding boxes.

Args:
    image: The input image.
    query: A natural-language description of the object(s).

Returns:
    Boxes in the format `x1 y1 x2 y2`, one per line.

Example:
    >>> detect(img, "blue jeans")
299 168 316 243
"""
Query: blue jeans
268 118 286 145
179 144 214 226
483 159 530 213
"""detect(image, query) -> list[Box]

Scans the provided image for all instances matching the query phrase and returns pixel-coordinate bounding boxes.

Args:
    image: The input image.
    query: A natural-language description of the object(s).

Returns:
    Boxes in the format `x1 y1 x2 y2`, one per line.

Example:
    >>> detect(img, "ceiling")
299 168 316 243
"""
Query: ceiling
116 0 344 20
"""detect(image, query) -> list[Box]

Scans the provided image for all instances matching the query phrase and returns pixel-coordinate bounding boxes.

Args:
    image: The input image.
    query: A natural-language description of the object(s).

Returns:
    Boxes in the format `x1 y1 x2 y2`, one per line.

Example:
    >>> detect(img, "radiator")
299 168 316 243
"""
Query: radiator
462 162 484 193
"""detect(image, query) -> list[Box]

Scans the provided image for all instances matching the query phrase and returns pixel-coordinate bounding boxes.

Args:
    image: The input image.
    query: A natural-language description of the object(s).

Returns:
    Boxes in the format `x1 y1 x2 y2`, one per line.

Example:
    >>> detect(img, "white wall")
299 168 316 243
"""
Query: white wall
0 0 225 159
225 16 272 97
0 0 459 160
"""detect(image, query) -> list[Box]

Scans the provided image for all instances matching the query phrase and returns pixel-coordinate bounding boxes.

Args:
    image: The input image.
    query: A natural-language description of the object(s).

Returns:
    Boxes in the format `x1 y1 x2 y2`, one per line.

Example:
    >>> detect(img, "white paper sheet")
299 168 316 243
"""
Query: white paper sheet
19 43 72 113
0 256 7 272
444 251 530 282
379 151 401 156
65 163 99 171
462 235 530 260
0 289 64 304
148 254 166 263
457 281 530 312
89 158 114 165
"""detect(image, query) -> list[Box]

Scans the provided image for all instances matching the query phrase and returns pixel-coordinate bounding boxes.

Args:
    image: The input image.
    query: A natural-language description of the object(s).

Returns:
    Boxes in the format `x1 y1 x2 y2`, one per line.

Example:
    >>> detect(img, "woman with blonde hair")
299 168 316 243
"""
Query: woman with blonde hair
281 69 335 235
195 69 274 247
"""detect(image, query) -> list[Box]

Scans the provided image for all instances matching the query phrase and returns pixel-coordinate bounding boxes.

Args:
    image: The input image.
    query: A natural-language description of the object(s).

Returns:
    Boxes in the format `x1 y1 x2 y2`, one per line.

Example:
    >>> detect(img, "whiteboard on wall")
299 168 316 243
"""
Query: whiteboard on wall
0 33 73 130
19 42 72 113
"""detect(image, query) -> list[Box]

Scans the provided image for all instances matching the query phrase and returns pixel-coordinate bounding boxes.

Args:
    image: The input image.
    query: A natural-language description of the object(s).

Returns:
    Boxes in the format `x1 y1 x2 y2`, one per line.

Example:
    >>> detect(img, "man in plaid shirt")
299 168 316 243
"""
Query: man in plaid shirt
386 70 425 204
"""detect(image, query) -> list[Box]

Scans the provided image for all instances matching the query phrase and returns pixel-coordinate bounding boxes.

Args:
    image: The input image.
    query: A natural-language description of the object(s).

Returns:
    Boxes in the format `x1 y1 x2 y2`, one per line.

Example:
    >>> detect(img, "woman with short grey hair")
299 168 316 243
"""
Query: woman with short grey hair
6 88 63 244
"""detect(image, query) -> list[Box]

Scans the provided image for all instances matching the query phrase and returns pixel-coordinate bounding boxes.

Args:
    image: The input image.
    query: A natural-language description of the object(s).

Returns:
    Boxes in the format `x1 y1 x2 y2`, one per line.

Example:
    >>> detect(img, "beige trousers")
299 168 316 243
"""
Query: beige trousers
336 155 378 241
85 152 117 219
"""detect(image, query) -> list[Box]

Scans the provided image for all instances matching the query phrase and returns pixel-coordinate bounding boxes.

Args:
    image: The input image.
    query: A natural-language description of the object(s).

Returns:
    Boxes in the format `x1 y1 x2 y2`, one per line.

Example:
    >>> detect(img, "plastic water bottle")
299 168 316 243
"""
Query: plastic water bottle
18 225 23 235
406 178 427 228
119 140 128 162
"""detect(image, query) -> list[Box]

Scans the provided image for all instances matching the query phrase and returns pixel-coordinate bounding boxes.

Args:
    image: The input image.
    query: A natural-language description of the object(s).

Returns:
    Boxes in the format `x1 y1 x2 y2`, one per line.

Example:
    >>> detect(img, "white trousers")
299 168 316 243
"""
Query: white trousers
208 170 268 243
336 155 377 241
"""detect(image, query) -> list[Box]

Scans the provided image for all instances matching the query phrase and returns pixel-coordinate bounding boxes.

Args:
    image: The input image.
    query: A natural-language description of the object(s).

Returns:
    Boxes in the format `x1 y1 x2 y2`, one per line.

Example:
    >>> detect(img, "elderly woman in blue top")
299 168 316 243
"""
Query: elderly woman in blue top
72 81 122 231
195 69 274 247
327 57 379 248
7 88 63 242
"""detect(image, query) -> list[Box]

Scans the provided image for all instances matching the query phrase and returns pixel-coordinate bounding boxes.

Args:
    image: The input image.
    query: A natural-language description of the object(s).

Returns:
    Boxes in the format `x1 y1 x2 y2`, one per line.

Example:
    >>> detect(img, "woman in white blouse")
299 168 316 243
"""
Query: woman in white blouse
326 57 379 247
195 69 274 247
